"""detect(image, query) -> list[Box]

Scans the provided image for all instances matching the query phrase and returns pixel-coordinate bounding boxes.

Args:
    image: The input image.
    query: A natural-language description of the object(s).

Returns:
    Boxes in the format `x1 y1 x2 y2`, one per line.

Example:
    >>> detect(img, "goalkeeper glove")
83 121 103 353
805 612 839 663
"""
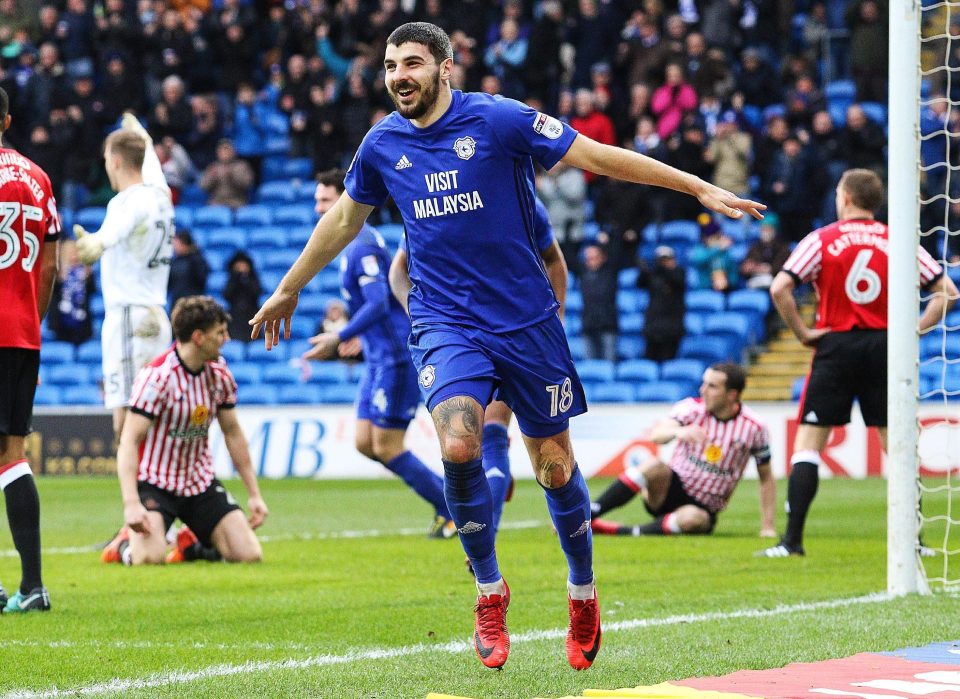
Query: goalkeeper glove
121 111 153 148
74 224 105 264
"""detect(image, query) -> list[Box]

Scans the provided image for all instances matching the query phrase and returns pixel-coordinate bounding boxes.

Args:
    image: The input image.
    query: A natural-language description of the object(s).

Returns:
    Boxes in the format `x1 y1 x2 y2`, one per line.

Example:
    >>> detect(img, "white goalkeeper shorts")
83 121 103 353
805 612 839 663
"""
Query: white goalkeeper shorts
101 305 172 409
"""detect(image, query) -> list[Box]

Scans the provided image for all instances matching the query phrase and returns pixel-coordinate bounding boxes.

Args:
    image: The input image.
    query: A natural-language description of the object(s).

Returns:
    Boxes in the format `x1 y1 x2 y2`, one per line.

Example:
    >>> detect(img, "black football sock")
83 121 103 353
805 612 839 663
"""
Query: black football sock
783 455 820 549
592 478 638 518
2 464 43 592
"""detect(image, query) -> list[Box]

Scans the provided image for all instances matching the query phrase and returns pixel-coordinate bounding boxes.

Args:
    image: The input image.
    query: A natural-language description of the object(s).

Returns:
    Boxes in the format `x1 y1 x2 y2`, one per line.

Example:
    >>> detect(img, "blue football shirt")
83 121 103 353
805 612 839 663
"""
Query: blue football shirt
339 224 411 366
532 196 555 253
345 90 576 333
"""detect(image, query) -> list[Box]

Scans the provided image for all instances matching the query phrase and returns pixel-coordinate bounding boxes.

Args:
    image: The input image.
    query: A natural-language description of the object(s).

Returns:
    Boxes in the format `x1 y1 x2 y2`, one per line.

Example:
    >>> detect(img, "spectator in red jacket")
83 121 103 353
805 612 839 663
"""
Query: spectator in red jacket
570 88 615 183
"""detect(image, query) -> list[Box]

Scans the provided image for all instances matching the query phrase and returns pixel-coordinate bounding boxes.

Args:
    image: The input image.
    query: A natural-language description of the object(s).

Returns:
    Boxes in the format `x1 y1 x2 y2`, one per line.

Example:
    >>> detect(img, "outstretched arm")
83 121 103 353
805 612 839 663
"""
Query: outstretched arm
250 192 374 347
562 134 765 220
756 460 777 538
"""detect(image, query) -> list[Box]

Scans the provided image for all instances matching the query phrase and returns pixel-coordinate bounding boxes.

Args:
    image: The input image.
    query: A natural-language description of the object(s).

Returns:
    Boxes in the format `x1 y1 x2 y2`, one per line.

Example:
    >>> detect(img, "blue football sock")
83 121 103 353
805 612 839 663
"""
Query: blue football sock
482 423 511 534
542 465 594 586
443 458 500 583
385 451 450 519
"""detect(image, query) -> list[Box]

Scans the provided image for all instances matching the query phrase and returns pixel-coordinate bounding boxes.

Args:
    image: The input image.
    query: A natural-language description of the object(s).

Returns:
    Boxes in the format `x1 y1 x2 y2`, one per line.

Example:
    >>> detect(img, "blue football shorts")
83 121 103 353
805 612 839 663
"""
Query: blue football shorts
355 360 421 430
408 314 587 438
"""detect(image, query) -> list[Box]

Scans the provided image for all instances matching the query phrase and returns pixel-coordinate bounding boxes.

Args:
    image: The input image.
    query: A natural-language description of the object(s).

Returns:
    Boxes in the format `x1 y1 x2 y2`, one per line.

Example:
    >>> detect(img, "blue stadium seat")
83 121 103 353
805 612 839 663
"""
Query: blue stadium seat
194 206 233 227
617 335 645 359
262 364 302 384
239 389 277 405
259 270 284 291
660 358 706 384
685 290 725 314
762 103 786 122
791 377 806 401
307 362 351 384
218 343 244 364
288 316 315 339
563 314 582 336
618 268 639 289
76 340 101 364
205 227 247 250
207 271 228 294
825 79 857 103
565 291 583 313
659 220 700 245
634 289 649 311
319 384 357 403
859 101 887 127
42 341 75 364
635 381 693 403
684 312 705 336
279 384 323 404
261 156 287 181
263 249 301 271
587 382 636 403
828 103 847 128
62 385 101 405
678 335 732 363
235 205 274 227
719 218 753 243
246 342 288 362
230 363 261 385
705 312 753 345
617 359 658 382
90 296 105 318
179 185 207 206
727 289 770 316
281 158 313 179
256 181 296 204
274 205 315 226
76 207 107 230
567 336 587 360
33 384 62 406
298 293 336 316
287 226 315 247
620 313 644 334
377 223 405 246
617 292 639 315
173 206 194 228
575 359 616 383
248 226 288 247
641 222 659 244
46 364 90 385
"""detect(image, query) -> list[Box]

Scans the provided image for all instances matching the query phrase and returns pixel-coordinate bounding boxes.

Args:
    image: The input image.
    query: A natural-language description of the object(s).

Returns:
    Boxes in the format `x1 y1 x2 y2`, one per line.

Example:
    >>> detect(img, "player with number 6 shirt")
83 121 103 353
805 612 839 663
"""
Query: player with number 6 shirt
758 168 958 558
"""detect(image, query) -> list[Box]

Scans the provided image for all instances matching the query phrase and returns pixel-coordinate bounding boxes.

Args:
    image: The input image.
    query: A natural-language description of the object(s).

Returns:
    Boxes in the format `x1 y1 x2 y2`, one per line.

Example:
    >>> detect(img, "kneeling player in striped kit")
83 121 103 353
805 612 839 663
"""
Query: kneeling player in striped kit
591 363 777 537
103 296 268 565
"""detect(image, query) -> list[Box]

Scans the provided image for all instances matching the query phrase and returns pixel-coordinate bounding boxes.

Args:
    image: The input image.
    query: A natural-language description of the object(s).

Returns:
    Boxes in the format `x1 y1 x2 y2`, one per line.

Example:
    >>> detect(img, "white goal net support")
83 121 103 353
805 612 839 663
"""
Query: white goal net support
890 0 960 594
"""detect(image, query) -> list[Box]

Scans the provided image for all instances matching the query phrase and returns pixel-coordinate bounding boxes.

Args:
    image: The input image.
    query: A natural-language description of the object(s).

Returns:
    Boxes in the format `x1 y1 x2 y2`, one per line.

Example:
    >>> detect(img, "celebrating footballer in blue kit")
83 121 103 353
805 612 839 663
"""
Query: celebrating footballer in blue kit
251 21 765 672
304 169 455 540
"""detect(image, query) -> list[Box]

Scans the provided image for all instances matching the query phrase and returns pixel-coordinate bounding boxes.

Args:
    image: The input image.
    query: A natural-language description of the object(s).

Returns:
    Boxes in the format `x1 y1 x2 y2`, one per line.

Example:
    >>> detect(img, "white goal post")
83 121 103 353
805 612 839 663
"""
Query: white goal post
887 0 925 595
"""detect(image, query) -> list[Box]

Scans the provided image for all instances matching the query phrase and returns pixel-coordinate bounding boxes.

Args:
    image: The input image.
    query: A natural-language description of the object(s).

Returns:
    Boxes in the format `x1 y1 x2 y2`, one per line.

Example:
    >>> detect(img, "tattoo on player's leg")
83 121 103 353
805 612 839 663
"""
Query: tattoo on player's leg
433 397 483 462
531 436 574 489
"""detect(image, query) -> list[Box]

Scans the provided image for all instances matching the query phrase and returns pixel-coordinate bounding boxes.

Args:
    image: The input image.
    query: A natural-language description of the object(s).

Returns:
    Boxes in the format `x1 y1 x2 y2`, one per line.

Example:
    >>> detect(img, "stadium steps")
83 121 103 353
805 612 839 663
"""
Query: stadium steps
742 299 816 401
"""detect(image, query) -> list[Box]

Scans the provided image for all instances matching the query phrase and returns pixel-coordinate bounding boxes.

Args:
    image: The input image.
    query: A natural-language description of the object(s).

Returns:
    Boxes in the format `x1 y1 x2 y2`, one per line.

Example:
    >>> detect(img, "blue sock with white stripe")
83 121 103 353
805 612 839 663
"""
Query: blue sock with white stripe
482 423 511 535
385 451 450 519
542 466 594 586
443 458 500 583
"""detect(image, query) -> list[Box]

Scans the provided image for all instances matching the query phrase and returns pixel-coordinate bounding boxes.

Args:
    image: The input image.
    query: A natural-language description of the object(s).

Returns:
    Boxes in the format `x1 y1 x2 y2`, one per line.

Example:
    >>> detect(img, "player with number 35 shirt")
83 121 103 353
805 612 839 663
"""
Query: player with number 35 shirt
758 168 957 558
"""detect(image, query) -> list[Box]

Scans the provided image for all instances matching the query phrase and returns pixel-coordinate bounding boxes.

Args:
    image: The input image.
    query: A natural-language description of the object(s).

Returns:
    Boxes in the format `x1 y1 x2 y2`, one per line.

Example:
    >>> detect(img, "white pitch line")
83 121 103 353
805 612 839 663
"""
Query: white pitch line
0 520 546 558
0 592 894 699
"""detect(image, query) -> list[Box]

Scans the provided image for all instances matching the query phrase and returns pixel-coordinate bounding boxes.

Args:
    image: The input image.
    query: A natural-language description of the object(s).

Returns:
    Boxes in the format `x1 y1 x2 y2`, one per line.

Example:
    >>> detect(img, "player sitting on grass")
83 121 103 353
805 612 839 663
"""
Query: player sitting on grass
101 296 268 565
591 363 777 538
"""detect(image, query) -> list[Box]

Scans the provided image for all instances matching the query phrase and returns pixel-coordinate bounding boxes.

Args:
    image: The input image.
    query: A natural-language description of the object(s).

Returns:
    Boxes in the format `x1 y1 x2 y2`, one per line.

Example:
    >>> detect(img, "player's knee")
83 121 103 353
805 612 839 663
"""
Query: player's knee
535 461 573 489
132 549 165 565
355 435 376 460
439 435 482 463
678 508 712 533
226 546 262 564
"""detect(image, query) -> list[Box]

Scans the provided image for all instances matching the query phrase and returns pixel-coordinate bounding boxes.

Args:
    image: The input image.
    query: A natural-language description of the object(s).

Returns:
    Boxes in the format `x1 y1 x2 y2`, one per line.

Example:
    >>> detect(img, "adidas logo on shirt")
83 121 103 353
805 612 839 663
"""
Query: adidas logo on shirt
395 155 413 170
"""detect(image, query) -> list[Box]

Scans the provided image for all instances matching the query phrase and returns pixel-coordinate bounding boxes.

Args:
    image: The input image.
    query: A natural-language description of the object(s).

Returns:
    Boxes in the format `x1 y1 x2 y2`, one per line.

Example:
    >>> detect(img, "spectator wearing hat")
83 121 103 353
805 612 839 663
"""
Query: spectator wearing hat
637 246 686 362
200 138 254 208
224 251 261 343
168 229 209 311
739 213 790 290
705 110 752 196
690 214 738 292
735 47 779 108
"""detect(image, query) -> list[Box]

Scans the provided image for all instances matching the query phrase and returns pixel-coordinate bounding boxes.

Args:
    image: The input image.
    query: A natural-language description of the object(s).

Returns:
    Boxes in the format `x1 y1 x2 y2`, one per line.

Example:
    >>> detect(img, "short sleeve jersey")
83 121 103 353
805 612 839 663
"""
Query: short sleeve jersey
339 223 411 365
345 91 576 332
0 149 60 350
668 398 771 513
128 347 238 496
782 219 943 332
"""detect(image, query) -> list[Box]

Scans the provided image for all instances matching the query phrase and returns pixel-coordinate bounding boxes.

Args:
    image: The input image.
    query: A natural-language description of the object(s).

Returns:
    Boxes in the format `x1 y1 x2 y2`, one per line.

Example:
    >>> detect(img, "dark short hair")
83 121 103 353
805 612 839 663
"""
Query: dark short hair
710 362 746 395
387 22 453 63
171 296 231 342
104 128 146 171
0 87 9 125
839 168 884 213
316 167 346 195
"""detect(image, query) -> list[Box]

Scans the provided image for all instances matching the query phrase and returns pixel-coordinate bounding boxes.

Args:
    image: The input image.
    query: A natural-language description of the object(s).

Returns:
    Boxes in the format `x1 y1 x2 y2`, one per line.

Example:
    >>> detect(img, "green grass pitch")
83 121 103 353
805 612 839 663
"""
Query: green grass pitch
1 476 959 698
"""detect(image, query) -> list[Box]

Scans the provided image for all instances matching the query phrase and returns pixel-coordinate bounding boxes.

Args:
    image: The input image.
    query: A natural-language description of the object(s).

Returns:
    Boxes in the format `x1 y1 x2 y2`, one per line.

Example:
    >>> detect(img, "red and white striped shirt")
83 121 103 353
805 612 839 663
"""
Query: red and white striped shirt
128 347 238 496
782 219 942 332
669 398 770 514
